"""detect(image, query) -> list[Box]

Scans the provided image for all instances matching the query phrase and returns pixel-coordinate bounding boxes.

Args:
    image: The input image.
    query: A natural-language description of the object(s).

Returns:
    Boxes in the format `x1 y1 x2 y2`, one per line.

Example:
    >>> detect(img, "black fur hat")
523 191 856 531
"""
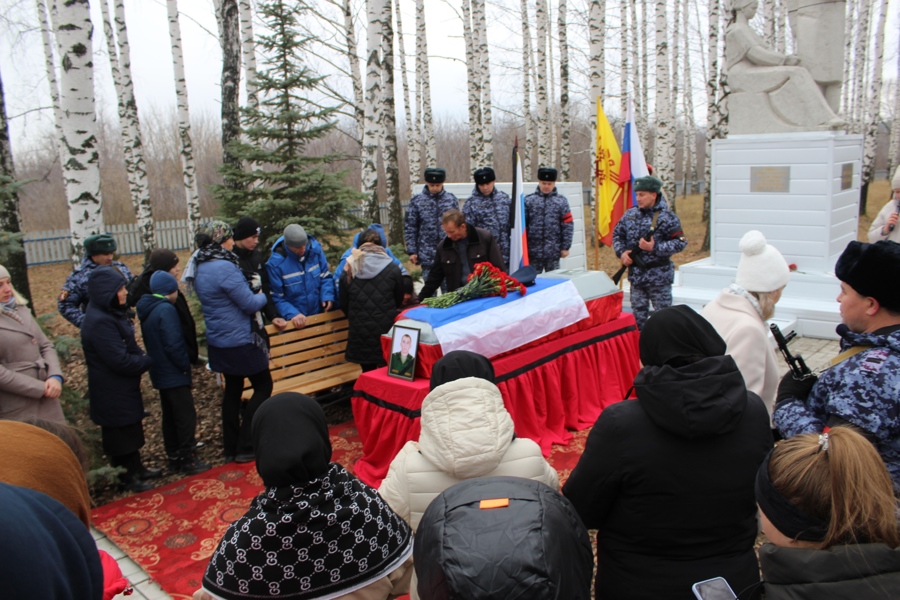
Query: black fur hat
473 167 496 185
835 240 900 311
424 168 446 184
537 167 558 182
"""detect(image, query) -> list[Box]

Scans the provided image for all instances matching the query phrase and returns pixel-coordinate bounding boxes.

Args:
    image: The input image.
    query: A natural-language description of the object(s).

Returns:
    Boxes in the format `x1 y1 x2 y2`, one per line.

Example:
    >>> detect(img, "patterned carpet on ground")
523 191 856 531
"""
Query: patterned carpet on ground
90 420 590 599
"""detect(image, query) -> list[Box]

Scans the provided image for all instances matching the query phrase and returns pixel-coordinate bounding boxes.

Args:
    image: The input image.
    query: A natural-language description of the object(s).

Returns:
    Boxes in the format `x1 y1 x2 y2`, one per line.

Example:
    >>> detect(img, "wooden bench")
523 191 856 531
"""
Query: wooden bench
240 310 361 401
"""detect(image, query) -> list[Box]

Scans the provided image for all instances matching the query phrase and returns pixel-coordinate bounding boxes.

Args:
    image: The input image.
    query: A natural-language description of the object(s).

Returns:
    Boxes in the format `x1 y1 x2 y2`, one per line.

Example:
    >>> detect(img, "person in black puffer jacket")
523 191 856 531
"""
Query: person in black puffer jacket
126 248 200 365
339 229 403 371
563 304 773 600
81 266 157 493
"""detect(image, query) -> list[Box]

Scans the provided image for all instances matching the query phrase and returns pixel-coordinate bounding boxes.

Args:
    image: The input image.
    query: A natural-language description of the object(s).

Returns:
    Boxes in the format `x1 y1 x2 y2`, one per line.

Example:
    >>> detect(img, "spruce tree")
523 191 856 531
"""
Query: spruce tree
216 0 361 259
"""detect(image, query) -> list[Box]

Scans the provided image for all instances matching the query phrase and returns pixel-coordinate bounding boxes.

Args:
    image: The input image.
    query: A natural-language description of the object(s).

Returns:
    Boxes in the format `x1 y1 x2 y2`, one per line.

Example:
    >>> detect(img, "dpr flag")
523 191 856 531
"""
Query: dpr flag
509 141 529 270
595 98 624 247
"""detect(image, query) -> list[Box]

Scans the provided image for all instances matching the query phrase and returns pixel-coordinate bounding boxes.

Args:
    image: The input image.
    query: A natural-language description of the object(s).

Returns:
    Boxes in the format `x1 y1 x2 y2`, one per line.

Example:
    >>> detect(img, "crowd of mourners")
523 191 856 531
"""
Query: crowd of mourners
2 167 900 599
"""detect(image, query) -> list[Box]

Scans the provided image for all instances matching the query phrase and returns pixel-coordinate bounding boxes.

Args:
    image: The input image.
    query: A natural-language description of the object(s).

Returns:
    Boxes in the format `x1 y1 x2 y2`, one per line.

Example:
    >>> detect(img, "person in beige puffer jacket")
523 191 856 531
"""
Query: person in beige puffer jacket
378 350 559 532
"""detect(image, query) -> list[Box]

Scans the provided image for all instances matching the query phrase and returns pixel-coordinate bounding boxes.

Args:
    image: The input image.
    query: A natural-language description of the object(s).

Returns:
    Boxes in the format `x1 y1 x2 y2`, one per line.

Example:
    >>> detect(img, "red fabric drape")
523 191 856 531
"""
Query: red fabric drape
353 313 640 487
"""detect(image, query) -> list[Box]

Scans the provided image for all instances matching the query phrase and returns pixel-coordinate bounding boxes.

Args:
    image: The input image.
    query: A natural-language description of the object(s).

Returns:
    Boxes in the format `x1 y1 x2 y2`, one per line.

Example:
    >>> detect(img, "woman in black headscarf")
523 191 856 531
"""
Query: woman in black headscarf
563 305 773 600
196 392 413 600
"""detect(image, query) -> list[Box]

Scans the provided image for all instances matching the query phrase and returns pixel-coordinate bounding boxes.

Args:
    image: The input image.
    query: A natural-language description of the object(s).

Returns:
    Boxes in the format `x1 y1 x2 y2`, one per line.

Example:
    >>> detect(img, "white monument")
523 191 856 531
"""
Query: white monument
444 181 587 271
674 132 863 338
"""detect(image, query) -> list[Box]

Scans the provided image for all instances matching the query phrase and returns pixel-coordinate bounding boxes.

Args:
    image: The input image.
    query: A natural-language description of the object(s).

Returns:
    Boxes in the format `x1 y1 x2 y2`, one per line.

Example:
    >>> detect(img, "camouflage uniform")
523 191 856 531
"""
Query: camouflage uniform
463 186 512 269
403 185 459 274
524 186 574 273
58 255 134 328
612 195 686 329
774 325 900 491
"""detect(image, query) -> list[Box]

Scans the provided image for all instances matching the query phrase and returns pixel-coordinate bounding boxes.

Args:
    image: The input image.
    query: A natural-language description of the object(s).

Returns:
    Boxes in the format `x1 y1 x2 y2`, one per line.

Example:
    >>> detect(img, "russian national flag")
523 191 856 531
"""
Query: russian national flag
509 140 529 271
618 98 650 208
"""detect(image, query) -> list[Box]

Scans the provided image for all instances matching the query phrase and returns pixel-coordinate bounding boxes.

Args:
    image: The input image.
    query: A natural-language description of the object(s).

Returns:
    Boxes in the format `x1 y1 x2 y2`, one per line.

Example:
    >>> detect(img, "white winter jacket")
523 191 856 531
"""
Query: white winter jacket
378 377 559 531
701 290 779 420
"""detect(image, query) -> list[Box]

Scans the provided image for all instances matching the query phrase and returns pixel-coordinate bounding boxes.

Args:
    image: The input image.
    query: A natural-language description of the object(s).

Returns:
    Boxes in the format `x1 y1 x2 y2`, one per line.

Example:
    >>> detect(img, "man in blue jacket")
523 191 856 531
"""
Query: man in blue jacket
266 224 335 329
136 271 210 475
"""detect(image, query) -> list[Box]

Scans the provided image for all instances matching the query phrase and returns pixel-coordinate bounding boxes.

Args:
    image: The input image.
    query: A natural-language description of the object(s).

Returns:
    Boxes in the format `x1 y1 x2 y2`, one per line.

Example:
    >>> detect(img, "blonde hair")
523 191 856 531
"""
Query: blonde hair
768 426 900 549
754 290 779 321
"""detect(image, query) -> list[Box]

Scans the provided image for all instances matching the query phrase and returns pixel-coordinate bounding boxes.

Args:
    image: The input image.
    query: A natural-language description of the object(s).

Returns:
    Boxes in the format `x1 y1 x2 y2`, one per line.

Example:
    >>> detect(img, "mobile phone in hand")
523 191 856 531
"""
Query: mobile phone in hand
692 577 737 600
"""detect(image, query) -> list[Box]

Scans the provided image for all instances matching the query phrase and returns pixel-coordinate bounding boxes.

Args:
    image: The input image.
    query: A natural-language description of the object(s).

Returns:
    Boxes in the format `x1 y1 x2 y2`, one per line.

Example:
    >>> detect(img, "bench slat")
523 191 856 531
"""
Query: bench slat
267 320 350 347
269 330 349 359
242 363 361 399
269 340 348 369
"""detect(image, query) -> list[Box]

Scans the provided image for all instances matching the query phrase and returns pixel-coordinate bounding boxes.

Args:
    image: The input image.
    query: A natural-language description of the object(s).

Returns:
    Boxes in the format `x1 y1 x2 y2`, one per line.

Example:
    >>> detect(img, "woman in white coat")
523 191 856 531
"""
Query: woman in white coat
868 166 900 243
701 230 790 419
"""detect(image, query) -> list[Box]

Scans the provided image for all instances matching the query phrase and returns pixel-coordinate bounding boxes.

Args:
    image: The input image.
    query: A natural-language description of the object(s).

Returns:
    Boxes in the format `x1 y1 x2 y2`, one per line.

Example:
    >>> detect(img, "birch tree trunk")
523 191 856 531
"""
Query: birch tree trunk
702 0 722 251
35 0 67 171
670 0 681 196
394 0 418 187
166 0 202 239
851 0 871 132
558 0 570 179
0 68 32 304
681 0 696 195
474 0 493 167
381 0 402 240
654 0 675 206
415 0 436 169
521 0 536 179
238 0 258 109
841 0 854 115
620 0 629 120
774 0 786 54
215 0 243 189
888 31 900 179
548 6 557 167
640 0 651 151
589 0 605 241
55 0 104 264
859 0 887 216
102 0 155 261
762 0 775 48
342 0 364 132
534 0 551 167
629 0 643 121
362 0 384 222
461 0 482 172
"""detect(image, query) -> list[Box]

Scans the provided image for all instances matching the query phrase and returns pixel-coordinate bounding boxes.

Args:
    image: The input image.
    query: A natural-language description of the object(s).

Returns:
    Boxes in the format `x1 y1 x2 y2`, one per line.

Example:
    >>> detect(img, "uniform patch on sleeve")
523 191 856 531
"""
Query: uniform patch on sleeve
860 349 889 374
562 212 574 223
58 289 68 301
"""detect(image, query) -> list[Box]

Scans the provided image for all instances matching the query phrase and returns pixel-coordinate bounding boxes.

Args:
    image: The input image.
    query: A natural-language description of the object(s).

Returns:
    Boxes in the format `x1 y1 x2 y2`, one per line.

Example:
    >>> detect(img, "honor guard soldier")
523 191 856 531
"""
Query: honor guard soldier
58 233 134 328
404 168 460 282
463 167 512 269
612 175 686 329
524 167 574 273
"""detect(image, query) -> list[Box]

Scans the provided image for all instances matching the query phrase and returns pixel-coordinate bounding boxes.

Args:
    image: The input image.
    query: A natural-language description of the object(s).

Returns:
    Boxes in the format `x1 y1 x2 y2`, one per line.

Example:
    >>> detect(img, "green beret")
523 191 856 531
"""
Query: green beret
835 240 900 312
424 168 446 184
634 176 663 194
83 234 117 256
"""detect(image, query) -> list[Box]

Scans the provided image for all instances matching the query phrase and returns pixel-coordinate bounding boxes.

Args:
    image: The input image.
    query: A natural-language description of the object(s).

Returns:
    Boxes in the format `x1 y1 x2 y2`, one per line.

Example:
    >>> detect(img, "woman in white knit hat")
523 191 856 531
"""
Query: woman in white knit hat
701 231 790 419
868 166 900 243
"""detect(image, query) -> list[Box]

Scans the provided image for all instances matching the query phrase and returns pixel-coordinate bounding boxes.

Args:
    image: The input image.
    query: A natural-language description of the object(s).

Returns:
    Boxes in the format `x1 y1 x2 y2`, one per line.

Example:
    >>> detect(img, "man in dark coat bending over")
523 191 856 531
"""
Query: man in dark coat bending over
419 209 504 299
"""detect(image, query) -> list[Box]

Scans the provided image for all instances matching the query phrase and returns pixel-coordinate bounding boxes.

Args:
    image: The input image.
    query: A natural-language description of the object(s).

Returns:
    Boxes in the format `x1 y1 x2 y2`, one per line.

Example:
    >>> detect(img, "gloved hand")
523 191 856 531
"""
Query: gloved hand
250 273 262 293
776 371 818 405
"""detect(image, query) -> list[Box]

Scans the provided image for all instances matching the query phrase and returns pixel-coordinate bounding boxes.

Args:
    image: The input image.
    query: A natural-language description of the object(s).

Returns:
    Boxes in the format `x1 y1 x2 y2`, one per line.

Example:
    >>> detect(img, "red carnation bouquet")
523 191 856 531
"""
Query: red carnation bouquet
423 262 527 308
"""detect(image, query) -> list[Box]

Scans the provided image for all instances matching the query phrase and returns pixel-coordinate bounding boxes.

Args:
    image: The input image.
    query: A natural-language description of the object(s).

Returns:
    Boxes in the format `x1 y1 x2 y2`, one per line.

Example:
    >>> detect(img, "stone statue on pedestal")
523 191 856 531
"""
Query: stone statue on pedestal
725 0 845 135
788 0 845 113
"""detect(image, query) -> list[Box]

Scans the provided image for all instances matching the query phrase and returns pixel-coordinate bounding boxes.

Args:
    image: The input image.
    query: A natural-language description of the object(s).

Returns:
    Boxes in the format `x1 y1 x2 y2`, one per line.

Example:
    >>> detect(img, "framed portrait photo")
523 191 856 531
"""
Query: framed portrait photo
388 325 420 381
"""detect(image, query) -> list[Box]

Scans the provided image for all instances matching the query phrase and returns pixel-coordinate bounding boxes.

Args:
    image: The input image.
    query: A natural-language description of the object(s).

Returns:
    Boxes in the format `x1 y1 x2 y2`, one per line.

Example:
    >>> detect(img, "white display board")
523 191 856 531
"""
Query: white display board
443 181 587 271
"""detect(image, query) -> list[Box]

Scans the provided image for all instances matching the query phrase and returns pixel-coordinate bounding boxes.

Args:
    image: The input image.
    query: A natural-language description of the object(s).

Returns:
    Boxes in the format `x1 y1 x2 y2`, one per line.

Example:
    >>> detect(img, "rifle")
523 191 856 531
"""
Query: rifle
770 323 812 379
612 226 655 285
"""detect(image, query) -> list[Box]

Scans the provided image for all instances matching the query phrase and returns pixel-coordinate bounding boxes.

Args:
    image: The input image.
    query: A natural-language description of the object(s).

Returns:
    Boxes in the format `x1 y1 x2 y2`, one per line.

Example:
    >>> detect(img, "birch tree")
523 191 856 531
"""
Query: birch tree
681 0 696 195
670 0 681 194
166 0 202 238
100 0 155 261
381 0 402 240
239 0 259 109
702 0 723 251
341 0 364 131
415 0 436 169
640 0 650 150
461 0 482 172
589 0 605 236
851 0 871 131
558 0 570 179
214 0 243 188
535 0 551 167
762 0 775 48
362 0 384 222
841 0 854 115
620 0 630 120
654 0 675 205
35 0 67 176
474 0 493 167
859 0 888 216
521 0 536 179
0 68 32 304
888 31 900 179
55 0 105 264
395 0 418 186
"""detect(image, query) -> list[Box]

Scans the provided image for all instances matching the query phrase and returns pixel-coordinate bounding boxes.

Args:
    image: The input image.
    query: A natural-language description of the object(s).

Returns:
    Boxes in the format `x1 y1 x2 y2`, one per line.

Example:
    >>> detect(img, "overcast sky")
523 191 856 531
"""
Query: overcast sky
1 0 898 160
